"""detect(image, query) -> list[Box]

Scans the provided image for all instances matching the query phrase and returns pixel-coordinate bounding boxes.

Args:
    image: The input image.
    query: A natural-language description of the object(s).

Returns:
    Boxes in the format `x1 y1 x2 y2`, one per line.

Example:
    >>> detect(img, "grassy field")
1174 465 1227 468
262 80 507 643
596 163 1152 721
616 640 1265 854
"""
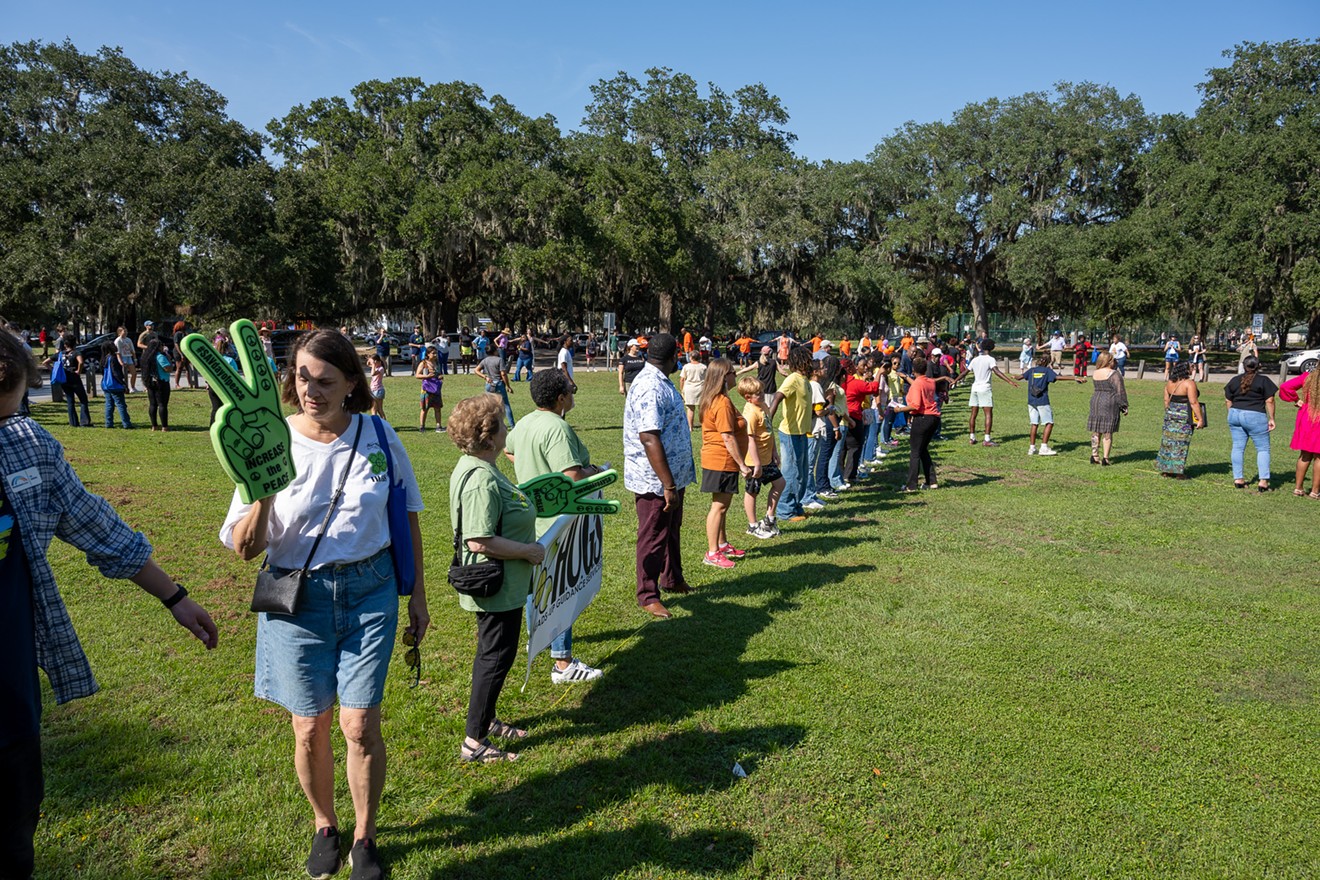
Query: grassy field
29 367 1320 879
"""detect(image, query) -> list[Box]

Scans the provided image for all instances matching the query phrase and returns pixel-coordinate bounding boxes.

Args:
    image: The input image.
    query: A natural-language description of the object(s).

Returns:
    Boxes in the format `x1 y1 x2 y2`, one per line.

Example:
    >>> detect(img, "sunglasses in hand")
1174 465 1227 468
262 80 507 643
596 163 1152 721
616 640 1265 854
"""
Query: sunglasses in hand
402 630 420 689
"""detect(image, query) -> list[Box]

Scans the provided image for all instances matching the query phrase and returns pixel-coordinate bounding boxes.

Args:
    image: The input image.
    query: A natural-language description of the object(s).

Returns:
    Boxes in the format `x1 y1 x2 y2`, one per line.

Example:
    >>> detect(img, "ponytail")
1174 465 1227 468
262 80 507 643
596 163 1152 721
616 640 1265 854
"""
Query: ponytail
1237 355 1260 401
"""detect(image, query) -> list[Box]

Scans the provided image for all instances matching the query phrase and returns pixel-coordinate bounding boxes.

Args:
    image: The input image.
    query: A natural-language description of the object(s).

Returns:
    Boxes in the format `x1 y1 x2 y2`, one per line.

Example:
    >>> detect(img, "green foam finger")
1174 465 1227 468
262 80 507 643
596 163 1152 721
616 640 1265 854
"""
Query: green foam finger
518 469 621 518
182 320 294 504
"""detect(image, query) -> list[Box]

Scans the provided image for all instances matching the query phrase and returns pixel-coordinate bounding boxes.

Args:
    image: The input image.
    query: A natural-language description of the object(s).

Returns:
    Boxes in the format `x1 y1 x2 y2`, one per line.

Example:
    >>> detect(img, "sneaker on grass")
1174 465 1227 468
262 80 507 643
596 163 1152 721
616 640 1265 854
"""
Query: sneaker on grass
1038 444 1058 456
550 658 603 684
719 542 746 559
348 838 383 880
1028 445 1037 455
703 550 735 569
307 827 342 880
804 500 826 512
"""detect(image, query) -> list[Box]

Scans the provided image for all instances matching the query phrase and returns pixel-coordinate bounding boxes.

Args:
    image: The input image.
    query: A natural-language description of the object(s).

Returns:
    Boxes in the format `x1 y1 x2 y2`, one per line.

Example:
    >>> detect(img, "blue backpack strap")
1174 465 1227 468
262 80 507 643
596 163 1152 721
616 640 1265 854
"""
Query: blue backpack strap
371 415 394 480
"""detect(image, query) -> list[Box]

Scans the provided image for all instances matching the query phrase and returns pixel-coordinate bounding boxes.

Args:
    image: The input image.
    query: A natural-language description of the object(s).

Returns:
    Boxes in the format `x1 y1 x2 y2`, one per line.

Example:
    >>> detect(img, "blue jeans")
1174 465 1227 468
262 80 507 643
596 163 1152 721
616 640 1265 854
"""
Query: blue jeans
103 389 132 428
829 433 846 487
815 430 836 494
1228 408 1271 481
863 417 880 461
526 595 571 660
802 436 820 505
514 355 533 381
775 432 808 518
485 381 515 428
1115 356 1127 375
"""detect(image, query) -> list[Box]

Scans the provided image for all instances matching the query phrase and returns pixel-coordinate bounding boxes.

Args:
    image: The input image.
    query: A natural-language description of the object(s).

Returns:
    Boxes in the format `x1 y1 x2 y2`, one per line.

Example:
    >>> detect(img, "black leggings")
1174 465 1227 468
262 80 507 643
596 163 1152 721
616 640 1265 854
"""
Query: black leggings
61 379 90 426
466 607 522 740
147 381 171 428
208 388 223 425
905 414 940 489
843 422 867 484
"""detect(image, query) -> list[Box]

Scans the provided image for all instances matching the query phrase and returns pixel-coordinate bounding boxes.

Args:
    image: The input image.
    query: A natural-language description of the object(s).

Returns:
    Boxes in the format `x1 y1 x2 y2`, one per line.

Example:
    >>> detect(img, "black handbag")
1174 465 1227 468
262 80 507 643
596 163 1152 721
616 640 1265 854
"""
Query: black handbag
447 468 505 599
251 419 363 614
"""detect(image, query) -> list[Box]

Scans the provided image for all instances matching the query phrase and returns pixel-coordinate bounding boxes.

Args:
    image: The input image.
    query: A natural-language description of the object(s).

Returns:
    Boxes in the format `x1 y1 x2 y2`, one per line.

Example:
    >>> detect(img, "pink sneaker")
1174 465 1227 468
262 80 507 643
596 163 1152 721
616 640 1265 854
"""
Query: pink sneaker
703 550 735 569
719 542 746 559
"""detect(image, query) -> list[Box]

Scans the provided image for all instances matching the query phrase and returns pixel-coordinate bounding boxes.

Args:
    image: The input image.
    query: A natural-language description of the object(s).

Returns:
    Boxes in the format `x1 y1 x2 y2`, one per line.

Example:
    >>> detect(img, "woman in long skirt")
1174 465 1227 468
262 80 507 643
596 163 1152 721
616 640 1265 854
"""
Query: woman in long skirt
1157 362 1203 477
1087 352 1128 465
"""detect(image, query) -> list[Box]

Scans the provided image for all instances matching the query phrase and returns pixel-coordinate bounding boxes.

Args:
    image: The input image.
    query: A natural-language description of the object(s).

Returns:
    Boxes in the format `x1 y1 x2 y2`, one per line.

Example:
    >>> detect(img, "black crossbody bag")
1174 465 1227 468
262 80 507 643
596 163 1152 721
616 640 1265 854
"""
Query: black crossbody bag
447 468 505 599
252 419 363 614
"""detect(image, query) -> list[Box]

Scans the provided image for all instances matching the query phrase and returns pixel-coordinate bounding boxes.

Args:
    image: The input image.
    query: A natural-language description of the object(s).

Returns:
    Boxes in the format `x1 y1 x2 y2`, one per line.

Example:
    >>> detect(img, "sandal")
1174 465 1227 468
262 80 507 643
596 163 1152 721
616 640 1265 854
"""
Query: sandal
1090 455 1099 464
1309 492 1320 500
1257 484 1273 493
485 719 528 740
1101 458 1111 467
460 739 519 763
1294 489 1307 497
1233 480 1246 489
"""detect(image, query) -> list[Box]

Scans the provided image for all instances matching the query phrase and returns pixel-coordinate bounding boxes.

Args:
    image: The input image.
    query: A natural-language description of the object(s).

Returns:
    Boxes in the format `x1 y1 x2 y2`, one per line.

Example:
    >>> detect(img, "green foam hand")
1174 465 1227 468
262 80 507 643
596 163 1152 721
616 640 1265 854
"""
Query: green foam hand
181 320 294 504
518 469 621 517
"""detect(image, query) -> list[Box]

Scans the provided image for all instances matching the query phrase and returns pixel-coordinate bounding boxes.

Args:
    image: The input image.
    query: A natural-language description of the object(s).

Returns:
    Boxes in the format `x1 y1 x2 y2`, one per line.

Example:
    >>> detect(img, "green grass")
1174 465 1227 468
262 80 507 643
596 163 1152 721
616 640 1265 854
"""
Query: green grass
30 370 1320 879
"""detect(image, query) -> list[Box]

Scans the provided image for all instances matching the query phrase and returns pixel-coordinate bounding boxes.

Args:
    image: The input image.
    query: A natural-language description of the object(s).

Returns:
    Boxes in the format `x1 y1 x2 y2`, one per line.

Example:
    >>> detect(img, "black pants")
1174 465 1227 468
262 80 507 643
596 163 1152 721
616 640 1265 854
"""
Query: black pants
0 735 43 880
843 422 867 484
207 388 223 425
905 414 940 489
61 379 90 426
147 381 170 429
466 607 522 740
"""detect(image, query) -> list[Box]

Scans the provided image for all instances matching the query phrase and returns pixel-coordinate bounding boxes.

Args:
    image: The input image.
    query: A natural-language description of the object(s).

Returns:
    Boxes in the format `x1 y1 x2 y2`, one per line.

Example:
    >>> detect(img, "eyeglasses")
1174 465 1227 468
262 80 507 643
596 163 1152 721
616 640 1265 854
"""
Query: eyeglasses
402 631 420 689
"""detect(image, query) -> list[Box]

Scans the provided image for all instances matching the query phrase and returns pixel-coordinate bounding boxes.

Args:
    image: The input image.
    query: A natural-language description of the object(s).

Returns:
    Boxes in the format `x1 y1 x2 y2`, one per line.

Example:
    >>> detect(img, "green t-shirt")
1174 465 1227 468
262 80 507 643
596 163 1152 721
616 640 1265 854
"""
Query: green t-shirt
506 409 591 538
448 456 537 612
777 372 812 435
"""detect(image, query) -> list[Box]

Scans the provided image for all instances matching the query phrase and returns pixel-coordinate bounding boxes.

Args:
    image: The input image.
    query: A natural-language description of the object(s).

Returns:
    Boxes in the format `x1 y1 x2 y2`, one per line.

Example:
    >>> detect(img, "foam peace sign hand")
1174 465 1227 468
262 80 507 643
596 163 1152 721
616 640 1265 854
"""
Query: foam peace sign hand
518 468 621 517
181 320 294 504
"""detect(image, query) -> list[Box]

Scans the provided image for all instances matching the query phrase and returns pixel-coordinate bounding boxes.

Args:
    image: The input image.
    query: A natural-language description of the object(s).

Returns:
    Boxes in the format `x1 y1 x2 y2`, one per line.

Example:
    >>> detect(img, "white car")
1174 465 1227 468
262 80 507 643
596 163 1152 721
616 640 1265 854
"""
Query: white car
1284 348 1320 373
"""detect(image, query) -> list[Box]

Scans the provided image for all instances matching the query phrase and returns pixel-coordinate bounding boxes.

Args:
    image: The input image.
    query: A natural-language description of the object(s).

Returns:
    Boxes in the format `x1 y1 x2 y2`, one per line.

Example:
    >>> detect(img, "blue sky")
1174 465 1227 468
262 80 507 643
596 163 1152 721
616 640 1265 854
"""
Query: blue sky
3 1 1314 162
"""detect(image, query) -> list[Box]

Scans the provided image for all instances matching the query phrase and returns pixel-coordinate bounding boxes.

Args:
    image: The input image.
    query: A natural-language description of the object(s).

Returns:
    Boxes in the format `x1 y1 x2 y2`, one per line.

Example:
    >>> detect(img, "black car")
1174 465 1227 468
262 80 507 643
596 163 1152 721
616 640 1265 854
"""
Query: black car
270 329 308 369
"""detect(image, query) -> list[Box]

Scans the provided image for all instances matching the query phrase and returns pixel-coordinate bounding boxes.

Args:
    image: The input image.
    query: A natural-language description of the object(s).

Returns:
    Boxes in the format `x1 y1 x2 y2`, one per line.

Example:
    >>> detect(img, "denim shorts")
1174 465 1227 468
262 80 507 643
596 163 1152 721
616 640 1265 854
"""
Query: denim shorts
1028 404 1054 425
255 548 398 716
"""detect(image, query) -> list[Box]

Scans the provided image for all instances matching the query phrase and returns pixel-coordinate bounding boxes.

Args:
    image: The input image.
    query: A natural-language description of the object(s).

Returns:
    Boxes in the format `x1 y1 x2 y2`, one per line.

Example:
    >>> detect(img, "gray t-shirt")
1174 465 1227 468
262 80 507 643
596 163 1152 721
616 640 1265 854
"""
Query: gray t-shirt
479 355 505 384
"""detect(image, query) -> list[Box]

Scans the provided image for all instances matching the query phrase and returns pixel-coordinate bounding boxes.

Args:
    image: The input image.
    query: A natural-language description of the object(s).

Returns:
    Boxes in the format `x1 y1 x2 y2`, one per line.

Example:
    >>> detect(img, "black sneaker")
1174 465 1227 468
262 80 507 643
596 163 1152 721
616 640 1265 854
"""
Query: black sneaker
348 838 384 880
306 826 342 879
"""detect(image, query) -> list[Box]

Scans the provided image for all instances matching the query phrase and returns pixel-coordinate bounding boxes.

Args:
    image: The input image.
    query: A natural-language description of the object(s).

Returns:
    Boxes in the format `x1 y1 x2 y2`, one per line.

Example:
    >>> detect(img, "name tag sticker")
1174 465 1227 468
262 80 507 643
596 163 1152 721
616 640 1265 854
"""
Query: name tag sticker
7 467 42 493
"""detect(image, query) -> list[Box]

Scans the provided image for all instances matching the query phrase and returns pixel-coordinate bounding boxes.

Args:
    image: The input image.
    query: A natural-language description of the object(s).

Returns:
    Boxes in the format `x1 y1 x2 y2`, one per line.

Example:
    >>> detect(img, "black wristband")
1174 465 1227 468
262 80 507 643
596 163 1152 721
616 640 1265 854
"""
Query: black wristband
161 583 188 609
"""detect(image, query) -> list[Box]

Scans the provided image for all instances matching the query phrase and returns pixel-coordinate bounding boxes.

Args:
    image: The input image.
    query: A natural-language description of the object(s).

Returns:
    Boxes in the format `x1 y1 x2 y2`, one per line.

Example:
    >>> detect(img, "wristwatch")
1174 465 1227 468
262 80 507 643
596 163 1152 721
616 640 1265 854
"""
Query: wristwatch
162 583 189 609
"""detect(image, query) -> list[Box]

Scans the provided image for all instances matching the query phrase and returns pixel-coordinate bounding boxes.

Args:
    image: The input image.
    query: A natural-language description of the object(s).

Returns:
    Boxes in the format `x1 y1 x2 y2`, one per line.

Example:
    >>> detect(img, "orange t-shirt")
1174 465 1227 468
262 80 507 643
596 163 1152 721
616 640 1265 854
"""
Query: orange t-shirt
900 335 914 351
861 335 871 350
735 336 754 354
839 339 852 356
701 394 747 472
683 332 693 353
810 336 822 353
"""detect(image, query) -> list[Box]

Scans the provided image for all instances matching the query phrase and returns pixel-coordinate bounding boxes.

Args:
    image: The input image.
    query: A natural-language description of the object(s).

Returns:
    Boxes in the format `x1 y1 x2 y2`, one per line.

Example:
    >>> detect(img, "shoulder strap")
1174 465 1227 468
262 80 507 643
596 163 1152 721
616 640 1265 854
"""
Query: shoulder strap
298 416 364 572
370 416 395 482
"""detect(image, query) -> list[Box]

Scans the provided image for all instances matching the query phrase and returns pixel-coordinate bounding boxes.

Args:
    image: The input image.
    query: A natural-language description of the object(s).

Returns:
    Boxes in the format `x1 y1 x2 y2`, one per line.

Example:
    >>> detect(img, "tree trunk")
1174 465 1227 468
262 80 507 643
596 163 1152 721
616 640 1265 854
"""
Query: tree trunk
1034 313 1046 346
1308 309 1320 347
658 288 673 334
968 275 988 338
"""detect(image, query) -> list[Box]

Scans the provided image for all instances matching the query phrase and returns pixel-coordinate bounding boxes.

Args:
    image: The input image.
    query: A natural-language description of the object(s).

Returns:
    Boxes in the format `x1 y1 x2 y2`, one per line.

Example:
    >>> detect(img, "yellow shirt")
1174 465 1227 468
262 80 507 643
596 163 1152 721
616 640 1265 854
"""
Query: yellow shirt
776 372 811 435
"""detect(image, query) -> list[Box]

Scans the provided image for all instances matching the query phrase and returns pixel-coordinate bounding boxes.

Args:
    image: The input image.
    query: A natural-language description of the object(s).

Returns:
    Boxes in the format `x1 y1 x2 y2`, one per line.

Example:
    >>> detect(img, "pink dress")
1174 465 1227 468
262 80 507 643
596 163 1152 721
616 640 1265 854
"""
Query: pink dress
1279 374 1320 453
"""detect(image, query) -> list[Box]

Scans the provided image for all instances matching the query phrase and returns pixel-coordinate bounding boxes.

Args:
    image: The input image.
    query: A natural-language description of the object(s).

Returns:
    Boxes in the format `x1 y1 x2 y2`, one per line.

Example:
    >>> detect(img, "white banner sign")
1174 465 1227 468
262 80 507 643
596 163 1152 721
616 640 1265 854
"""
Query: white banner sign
525 511 605 678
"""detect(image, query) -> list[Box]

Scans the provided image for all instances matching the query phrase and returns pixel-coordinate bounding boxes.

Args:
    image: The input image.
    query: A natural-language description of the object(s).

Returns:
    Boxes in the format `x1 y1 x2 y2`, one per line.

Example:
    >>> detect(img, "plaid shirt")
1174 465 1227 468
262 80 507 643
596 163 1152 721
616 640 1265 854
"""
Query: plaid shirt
0 416 152 704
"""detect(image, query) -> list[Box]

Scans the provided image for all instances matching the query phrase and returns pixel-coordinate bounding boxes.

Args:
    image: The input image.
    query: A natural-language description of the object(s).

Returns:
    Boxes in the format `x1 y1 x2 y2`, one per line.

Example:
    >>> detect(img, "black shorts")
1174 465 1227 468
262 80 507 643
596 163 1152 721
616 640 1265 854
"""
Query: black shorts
420 390 443 409
700 468 739 495
744 463 782 496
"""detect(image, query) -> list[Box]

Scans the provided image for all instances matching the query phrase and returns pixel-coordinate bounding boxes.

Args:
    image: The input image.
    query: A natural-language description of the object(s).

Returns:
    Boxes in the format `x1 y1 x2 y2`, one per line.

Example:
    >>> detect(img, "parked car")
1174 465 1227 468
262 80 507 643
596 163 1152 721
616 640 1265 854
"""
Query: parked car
1285 347 1320 373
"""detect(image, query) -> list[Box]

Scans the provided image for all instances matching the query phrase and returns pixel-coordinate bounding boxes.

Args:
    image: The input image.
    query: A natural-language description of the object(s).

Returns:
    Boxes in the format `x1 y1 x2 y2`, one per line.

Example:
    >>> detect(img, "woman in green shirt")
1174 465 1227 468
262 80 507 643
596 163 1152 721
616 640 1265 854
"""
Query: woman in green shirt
448 394 545 763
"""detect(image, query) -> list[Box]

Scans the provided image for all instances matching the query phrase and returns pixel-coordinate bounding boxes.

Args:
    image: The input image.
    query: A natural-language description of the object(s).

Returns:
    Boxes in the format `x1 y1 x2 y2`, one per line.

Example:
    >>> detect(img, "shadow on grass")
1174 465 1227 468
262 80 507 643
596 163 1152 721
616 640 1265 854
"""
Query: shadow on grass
394 723 801 879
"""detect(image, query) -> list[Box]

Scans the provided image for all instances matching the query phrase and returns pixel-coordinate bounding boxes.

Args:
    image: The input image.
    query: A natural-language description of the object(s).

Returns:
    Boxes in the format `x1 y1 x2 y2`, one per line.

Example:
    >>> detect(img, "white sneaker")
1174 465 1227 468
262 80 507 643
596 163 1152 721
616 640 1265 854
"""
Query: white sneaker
804 500 826 511
838 482 851 491
1027 445 1037 455
550 658 602 684
1038 444 1058 456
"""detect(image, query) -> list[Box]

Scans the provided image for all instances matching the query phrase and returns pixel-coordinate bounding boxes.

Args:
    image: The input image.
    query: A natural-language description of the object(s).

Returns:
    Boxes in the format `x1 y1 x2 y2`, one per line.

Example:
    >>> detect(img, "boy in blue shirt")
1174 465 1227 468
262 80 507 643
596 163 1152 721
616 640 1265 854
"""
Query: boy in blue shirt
1018 353 1086 455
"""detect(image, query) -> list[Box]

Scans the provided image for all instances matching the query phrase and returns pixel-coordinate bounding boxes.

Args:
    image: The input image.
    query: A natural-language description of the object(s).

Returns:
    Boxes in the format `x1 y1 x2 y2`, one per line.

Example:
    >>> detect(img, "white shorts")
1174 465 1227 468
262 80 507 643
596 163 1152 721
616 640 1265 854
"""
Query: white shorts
969 389 994 408
1028 404 1053 425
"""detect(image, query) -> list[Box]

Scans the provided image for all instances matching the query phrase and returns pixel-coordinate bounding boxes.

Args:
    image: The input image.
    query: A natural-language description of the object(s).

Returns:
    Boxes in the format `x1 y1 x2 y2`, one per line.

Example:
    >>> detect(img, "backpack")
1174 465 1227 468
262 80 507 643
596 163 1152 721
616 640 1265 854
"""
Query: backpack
60 350 79 375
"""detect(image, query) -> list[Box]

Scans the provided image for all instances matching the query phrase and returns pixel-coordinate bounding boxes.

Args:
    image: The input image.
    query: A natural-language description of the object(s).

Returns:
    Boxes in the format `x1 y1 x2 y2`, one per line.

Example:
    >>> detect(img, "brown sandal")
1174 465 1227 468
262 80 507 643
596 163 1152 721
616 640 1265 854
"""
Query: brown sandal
461 739 519 763
485 719 528 740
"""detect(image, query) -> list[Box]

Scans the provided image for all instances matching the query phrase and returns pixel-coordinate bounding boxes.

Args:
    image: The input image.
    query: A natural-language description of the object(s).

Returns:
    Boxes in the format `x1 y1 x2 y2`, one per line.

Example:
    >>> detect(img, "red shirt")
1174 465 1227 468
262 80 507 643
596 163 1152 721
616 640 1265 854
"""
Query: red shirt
842 375 880 421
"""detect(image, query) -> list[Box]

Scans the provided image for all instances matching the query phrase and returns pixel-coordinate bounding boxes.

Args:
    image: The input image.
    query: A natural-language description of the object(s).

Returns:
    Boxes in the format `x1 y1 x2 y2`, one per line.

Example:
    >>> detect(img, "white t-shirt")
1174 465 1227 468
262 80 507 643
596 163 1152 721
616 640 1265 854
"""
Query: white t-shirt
220 415 424 570
1109 341 1129 359
557 347 574 378
810 380 828 436
680 361 707 405
969 353 997 392
1048 336 1066 352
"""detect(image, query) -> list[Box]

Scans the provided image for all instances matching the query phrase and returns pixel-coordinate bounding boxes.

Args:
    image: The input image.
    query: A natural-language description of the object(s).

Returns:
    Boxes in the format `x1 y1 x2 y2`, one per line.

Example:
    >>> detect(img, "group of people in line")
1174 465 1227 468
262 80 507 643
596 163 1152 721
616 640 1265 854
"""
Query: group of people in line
7 314 1320 880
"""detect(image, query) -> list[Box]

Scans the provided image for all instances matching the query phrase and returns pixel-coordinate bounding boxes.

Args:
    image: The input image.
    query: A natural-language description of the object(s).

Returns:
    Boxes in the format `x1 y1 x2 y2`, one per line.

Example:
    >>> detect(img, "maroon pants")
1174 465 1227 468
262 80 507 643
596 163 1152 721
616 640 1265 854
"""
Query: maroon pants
634 489 686 606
